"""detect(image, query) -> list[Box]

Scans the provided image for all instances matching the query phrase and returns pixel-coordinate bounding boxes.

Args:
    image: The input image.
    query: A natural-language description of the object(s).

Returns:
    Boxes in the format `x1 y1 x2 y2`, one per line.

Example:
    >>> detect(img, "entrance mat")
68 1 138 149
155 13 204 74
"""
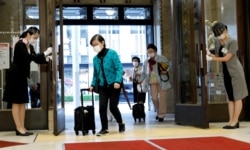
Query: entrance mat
150 136 250 150
0 140 26 148
65 140 159 150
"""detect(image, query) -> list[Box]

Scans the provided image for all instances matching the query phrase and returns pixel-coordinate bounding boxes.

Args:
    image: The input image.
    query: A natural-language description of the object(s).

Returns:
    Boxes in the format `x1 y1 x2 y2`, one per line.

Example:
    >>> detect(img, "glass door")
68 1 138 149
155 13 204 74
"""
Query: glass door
172 0 209 128
53 0 65 135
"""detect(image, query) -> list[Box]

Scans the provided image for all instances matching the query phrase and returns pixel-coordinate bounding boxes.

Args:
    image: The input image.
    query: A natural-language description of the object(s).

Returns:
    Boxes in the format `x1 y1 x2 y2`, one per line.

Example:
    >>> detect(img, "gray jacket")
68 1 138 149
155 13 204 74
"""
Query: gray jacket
140 55 171 90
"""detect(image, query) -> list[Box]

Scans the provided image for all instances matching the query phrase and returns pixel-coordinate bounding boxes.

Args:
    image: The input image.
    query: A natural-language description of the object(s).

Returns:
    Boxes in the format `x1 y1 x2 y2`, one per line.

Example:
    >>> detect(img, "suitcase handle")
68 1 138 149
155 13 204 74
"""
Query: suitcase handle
80 88 94 106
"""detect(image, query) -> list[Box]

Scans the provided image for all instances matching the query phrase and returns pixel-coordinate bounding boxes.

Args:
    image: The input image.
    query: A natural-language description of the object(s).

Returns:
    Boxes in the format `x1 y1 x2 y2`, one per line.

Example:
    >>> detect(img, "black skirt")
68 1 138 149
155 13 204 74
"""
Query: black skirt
3 71 29 104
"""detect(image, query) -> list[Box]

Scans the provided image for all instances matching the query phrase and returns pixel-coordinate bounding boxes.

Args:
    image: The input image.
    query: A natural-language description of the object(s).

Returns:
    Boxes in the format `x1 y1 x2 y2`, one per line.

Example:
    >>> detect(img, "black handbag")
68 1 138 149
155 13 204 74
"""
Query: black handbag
157 62 168 72
157 62 169 82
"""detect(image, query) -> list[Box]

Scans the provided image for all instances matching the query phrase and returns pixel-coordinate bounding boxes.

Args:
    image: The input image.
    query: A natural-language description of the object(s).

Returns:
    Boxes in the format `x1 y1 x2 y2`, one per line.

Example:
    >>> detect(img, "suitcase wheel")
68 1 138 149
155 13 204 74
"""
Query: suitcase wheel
92 130 96 134
82 131 88 136
75 130 79 135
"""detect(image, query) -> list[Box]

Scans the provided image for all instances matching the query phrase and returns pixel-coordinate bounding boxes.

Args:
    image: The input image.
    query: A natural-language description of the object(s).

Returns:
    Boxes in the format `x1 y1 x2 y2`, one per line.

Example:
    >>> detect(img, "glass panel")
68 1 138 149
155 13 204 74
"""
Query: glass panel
26 6 39 19
176 0 201 105
93 7 118 20
205 0 237 104
27 7 88 20
56 26 62 109
124 7 151 20
56 7 87 20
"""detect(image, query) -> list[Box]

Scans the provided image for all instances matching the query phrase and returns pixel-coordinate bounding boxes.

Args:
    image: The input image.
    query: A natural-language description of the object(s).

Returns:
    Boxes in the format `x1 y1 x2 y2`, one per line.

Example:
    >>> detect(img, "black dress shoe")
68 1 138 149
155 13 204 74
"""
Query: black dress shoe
158 118 164 122
119 123 125 132
222 125 230 129
26 131 34 135
223 122 239 129
16 130 30 136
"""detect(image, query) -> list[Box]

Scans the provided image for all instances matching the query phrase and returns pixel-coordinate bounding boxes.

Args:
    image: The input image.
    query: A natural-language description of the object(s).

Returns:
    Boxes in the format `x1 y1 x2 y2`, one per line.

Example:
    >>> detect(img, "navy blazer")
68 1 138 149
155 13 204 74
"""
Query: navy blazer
10 39 47 78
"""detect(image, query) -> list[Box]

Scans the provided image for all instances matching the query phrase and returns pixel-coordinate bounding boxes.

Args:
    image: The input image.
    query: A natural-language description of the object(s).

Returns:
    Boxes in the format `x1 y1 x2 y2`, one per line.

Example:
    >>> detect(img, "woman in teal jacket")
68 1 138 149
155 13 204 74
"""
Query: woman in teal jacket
89 34 125 136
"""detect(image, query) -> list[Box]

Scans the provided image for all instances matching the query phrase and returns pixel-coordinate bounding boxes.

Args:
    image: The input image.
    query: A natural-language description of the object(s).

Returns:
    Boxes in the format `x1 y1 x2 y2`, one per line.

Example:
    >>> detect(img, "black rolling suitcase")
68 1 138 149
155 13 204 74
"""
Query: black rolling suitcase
132 103 145 122
132 84 146 123
74 88 96 136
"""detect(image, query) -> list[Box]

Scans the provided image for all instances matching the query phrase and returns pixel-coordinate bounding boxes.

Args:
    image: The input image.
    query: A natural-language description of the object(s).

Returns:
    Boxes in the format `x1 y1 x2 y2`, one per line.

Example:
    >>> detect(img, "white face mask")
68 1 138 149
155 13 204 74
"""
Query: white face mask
29 39 37 46
93 45 102 53
29 39 38 52
133 62 139 67
217 33 225 40
148 53 155 58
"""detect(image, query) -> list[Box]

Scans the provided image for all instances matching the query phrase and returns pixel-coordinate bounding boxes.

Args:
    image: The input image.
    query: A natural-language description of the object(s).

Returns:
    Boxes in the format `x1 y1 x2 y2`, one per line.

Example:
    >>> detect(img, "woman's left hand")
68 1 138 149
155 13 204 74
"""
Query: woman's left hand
114 83 120 89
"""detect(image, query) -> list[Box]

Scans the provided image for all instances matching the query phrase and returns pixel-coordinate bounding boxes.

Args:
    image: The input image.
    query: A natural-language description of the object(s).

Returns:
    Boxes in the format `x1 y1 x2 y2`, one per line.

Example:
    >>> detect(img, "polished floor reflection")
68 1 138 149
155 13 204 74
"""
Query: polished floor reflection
1 103 250 150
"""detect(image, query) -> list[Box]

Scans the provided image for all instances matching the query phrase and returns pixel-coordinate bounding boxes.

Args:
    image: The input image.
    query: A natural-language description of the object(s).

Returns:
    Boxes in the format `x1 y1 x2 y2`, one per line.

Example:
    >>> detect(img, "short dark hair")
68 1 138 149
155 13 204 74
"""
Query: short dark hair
212 22 227 37
132 56 140 63
19 27 40 38
90 34 106 48
147 43 157 52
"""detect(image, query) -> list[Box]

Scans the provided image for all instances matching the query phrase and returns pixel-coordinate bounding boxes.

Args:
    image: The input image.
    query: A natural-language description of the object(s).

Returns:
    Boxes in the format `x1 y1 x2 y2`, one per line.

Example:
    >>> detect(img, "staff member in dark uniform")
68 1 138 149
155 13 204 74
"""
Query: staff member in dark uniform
206 22 248 129
3 27 52 136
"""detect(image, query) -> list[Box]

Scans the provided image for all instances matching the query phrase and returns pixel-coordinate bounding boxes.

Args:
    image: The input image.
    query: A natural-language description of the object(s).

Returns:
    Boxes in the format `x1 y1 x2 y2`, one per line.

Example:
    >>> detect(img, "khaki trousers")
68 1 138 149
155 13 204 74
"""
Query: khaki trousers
150 83 167 118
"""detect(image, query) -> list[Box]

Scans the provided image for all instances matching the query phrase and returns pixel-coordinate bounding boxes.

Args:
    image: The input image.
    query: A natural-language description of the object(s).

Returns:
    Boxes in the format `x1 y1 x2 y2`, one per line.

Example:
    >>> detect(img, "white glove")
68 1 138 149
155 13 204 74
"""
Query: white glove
44 47 52 56
206 48 211 55
206 55 213 61
221 48 228 54
46 55 53 62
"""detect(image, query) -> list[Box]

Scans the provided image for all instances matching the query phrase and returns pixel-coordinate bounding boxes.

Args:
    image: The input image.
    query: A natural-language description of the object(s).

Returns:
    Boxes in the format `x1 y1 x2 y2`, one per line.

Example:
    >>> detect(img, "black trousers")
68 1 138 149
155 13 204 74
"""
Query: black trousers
99 85 123 130
133 82 139 103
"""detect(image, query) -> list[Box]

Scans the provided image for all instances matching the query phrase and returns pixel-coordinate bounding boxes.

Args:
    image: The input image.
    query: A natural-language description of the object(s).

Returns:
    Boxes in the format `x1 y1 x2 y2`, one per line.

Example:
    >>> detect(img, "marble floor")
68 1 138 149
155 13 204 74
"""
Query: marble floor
1 103 250 150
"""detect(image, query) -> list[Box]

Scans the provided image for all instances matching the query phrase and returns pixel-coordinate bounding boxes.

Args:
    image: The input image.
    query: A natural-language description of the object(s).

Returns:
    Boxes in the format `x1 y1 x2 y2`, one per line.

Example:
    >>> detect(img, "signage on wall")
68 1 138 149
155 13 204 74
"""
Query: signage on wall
0 43 9 69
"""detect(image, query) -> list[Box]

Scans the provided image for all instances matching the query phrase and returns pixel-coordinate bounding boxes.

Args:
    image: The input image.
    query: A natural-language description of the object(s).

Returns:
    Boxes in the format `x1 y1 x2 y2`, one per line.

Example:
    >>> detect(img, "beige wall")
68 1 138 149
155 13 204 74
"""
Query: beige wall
0 1 22 107
154 0 174 113
161 0 174 113
0 0 21 43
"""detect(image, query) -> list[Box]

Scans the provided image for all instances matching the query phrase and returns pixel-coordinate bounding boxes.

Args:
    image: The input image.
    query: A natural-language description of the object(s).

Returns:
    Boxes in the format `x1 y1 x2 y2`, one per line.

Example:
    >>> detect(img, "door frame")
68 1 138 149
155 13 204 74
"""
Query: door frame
51 0 65 135
236 0 249 121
